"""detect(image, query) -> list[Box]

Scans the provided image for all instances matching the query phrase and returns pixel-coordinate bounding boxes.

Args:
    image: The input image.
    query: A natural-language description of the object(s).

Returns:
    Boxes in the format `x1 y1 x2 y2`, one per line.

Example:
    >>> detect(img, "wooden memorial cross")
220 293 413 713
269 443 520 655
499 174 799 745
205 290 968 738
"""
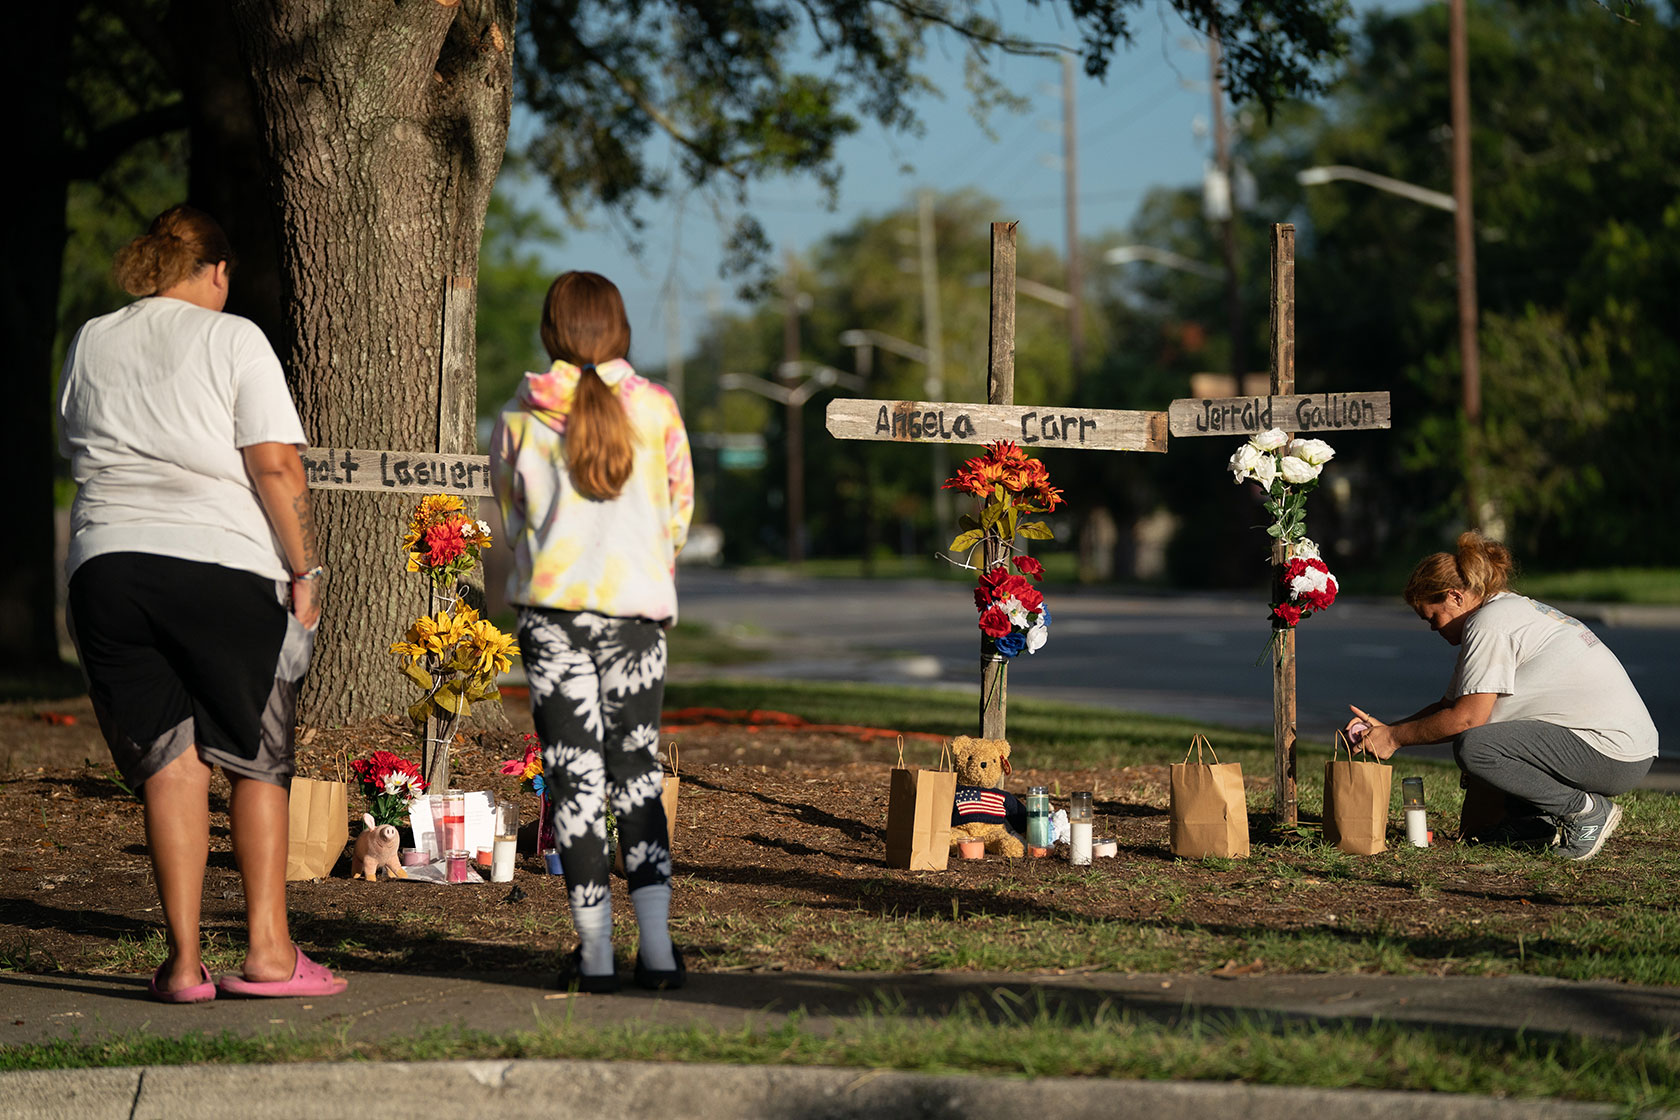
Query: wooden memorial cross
1165 224 1393 826
826 221 1169 742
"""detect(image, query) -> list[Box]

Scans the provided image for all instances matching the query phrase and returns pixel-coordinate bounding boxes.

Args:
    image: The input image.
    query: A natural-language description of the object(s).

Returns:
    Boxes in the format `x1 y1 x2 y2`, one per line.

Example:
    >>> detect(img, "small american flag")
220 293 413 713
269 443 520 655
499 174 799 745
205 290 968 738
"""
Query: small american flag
955 788 1008 818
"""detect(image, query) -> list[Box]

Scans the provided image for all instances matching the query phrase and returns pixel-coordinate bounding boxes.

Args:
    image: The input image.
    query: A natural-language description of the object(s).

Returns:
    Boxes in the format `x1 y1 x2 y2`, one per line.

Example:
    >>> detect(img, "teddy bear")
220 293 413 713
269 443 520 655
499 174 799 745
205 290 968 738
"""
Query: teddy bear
948 735 1026 858
352 814 407 881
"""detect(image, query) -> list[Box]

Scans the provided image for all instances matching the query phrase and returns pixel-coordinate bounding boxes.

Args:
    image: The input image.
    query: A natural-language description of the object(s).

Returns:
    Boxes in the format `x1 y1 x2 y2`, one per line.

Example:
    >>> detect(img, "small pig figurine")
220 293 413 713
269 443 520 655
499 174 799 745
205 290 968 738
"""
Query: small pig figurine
352 814 407 881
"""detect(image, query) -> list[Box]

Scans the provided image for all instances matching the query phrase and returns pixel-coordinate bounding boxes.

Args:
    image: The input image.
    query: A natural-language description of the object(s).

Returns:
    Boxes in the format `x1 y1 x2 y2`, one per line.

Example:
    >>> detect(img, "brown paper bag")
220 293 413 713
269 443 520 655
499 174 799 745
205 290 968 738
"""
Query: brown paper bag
1323 732 1392 854
286 757 349 880
662 741 681 853
884 737 956 870
1170 734 1251 859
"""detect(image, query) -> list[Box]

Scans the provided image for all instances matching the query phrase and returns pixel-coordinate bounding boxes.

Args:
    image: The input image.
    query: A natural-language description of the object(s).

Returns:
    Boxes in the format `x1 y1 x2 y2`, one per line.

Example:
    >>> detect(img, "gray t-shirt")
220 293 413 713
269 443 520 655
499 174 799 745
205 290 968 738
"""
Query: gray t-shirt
58 297 307 581
1447 592 1658 762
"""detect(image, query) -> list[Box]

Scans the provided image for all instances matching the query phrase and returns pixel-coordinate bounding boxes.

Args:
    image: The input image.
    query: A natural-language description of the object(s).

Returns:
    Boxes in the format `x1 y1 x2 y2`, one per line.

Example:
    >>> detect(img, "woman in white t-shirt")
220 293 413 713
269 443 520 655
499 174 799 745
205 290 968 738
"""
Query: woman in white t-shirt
59 205 346 1001
1345 532 1657 862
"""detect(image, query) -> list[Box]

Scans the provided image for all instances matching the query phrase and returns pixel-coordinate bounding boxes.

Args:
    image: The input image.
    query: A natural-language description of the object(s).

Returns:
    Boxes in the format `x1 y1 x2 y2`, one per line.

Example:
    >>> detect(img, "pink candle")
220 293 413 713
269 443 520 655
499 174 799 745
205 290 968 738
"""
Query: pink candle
446 850 470 884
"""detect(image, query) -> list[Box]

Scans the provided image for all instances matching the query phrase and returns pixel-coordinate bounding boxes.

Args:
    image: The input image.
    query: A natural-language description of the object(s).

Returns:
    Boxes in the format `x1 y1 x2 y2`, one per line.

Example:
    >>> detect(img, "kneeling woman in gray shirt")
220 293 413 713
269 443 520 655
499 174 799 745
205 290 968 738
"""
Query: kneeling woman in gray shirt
1346 531 1656 862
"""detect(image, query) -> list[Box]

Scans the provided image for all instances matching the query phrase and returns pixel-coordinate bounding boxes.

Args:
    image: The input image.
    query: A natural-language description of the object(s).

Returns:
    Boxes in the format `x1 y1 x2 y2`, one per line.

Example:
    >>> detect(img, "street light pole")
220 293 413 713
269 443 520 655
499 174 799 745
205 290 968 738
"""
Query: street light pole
1209 30 1245 382
781 252 804 564
1450 0 1483 531
917 190 952 535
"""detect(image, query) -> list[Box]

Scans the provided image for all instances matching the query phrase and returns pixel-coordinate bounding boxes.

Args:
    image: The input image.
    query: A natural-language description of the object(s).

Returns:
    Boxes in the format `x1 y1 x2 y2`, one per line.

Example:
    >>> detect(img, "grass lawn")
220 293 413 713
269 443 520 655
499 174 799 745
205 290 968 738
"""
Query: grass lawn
5 1009 1677 1113
4 681 1676 1100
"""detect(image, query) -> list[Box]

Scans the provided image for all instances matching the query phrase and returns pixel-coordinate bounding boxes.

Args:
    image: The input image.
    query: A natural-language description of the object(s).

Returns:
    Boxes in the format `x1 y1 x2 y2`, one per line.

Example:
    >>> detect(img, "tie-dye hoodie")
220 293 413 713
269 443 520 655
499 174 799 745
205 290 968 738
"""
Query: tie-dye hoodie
490 358 694 621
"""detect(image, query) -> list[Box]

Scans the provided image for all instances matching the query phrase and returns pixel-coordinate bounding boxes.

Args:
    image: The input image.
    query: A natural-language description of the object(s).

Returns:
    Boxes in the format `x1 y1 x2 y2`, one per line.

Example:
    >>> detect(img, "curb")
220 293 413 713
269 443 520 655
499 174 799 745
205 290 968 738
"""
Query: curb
1 1058 1658 1120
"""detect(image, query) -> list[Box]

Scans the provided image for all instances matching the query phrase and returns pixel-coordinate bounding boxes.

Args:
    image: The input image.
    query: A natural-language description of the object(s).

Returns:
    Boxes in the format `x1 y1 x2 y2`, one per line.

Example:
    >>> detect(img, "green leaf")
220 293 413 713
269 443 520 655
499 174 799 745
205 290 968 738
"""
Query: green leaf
401 662 433 691
434 682 463 715
1018 521 1053 541
981 501 1005 530
958 513 979 531
407 698 432 726
949 529 984 552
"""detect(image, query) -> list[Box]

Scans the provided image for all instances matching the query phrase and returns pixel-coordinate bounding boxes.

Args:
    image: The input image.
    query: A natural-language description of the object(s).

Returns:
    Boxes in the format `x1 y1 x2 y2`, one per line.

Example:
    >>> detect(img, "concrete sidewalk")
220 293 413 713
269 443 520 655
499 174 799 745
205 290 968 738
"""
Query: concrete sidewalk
5 967 1678 1118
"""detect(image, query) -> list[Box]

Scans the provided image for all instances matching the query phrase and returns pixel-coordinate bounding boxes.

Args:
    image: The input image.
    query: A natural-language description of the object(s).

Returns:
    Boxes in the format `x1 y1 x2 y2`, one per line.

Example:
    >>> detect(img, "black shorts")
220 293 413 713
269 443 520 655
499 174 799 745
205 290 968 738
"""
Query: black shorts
67 552 314 791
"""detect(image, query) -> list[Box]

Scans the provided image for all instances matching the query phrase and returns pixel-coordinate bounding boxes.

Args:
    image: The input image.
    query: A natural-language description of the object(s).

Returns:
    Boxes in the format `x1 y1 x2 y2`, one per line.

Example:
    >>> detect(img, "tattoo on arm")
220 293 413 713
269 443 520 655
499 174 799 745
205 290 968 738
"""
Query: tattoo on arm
292 491 320 571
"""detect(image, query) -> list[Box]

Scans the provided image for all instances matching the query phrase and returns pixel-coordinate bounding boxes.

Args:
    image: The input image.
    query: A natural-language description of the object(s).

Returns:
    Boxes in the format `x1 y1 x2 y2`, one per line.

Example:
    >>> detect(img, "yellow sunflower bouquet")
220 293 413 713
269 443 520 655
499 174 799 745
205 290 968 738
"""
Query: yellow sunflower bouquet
392 495 517 787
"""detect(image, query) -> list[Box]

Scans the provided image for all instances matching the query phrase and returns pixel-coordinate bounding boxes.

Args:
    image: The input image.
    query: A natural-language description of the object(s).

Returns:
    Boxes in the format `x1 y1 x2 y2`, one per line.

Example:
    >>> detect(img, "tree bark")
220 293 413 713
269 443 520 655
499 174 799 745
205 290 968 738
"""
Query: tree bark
230 0 514 725
3 2 77 677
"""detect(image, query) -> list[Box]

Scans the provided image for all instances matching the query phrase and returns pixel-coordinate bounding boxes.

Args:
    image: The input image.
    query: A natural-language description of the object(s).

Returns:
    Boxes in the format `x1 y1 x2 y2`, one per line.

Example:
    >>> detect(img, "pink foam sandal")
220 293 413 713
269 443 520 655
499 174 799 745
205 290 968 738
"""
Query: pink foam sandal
217 949 348 999
149 962 217 1004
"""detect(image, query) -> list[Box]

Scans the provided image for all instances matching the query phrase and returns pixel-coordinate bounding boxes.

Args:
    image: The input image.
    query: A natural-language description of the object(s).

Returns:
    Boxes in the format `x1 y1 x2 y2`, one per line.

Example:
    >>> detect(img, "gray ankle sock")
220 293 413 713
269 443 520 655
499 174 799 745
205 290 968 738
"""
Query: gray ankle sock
630 883 676 971
571 898 614 976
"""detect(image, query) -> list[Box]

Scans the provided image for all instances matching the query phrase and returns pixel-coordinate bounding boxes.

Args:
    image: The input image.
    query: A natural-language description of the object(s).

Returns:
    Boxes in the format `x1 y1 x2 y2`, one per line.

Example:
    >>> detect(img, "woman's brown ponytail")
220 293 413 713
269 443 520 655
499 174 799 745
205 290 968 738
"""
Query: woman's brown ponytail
1404 530 1516 608
112 205 234 297
540 272 635 500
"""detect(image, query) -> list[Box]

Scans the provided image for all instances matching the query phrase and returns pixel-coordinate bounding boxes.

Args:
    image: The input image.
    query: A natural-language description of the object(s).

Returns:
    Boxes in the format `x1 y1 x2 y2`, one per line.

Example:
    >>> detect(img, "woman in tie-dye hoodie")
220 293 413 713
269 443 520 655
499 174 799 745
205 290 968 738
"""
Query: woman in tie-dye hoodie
490 271 693 993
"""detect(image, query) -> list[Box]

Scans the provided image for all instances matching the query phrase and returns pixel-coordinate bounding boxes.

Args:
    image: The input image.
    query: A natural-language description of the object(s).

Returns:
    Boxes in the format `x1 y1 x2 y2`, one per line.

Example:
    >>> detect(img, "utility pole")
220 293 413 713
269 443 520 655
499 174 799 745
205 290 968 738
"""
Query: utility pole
1062 53 1084 381
664 287 684 415
781 250 804 565
1209 30 1245 381
1450 0 1483 531
917 189 951 534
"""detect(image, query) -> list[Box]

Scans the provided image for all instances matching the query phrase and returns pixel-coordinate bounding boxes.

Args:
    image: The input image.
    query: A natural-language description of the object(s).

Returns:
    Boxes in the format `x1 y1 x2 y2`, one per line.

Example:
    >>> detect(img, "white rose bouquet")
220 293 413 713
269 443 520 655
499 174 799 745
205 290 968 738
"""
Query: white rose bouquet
1228 430 1341 650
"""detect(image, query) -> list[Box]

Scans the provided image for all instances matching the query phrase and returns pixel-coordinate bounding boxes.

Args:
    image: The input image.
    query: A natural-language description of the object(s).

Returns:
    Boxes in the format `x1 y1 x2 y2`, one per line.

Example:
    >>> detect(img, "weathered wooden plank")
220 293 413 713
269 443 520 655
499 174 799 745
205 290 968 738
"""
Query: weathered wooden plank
1271 224 1300 828
1167 391 1390 438
826 399 1168 454
302 447 493 496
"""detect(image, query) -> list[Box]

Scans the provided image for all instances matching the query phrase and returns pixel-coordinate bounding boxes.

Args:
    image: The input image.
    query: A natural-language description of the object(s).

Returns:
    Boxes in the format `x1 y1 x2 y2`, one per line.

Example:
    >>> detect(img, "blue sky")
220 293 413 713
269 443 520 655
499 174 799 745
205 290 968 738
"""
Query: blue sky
512 1 1408 369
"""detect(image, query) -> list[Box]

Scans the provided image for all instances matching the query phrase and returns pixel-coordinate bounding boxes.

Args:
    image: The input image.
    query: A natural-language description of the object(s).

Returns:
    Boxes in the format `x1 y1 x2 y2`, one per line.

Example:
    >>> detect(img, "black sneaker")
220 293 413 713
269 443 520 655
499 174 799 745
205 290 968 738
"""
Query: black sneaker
557 946 619 994
634 946 686 991
1467 815 1559 849
1556 796 1623 862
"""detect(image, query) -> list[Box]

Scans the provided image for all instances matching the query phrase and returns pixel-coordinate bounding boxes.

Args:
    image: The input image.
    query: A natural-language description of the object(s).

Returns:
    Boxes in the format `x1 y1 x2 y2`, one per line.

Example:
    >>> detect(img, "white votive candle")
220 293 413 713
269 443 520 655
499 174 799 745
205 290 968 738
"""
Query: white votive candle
1070 819 1093 866
1405 807 1429 848
491 833 518 881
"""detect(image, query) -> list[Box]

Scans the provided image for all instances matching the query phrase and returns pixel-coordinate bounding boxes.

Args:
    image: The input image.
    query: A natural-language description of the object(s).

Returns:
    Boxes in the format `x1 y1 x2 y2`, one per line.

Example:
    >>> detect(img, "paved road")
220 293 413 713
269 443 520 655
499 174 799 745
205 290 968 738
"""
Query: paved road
674 569 1679 759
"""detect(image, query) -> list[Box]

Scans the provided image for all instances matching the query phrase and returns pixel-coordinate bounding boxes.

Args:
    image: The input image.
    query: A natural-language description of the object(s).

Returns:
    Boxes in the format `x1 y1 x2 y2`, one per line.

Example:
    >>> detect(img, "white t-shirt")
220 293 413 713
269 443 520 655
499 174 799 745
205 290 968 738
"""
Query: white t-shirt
1447 592 1658 762
58 297 308 581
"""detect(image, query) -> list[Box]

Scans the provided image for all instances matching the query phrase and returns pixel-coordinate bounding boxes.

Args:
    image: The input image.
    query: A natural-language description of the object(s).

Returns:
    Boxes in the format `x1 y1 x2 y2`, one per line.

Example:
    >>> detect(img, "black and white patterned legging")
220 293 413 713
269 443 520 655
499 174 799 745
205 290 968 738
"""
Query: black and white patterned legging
516 607 672 910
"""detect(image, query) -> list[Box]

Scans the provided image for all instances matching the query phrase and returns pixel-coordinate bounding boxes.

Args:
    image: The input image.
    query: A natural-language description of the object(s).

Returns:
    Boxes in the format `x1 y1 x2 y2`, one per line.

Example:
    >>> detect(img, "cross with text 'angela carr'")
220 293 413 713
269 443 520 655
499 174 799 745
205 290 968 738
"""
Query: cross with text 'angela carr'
824 221 1172 745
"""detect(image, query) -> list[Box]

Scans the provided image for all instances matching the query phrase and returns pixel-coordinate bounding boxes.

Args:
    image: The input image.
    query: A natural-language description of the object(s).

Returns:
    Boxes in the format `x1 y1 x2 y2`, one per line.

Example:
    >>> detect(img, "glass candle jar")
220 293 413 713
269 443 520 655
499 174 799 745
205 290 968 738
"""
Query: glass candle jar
446 849 471 884
1025 786 1051 849
491 799 519 882
1068 791 1093 865
442 789 466 852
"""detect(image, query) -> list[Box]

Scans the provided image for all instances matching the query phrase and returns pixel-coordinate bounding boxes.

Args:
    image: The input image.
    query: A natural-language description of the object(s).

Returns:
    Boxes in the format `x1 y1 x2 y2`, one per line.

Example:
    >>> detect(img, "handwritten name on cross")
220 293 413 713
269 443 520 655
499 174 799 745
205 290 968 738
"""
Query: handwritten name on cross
825 221 1168 743
301 447 493 496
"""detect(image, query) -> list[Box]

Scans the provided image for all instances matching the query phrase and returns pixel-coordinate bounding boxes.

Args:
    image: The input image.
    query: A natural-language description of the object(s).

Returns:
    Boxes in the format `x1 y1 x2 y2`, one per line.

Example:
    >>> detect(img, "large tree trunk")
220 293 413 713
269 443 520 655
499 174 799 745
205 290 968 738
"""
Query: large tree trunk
231 0 514 725
175 0 286 349
3 3 77 678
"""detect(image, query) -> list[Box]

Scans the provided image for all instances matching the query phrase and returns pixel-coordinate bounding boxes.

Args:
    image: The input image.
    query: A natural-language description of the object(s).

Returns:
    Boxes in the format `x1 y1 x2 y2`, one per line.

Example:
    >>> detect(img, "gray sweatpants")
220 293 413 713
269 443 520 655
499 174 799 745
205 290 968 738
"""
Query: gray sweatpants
1454 720 1652 819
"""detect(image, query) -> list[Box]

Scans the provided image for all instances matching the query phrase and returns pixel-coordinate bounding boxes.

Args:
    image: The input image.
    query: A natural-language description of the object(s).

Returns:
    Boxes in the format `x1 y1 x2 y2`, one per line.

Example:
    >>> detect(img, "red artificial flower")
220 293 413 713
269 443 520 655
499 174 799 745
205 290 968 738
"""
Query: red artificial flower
1035 483 1066 511
424 519 468 565
1012 556 1044 581
1273 603 1303 627
978 606 1012 638
976 565 1013 602
1014 586 1044 613
987 440 1026 463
